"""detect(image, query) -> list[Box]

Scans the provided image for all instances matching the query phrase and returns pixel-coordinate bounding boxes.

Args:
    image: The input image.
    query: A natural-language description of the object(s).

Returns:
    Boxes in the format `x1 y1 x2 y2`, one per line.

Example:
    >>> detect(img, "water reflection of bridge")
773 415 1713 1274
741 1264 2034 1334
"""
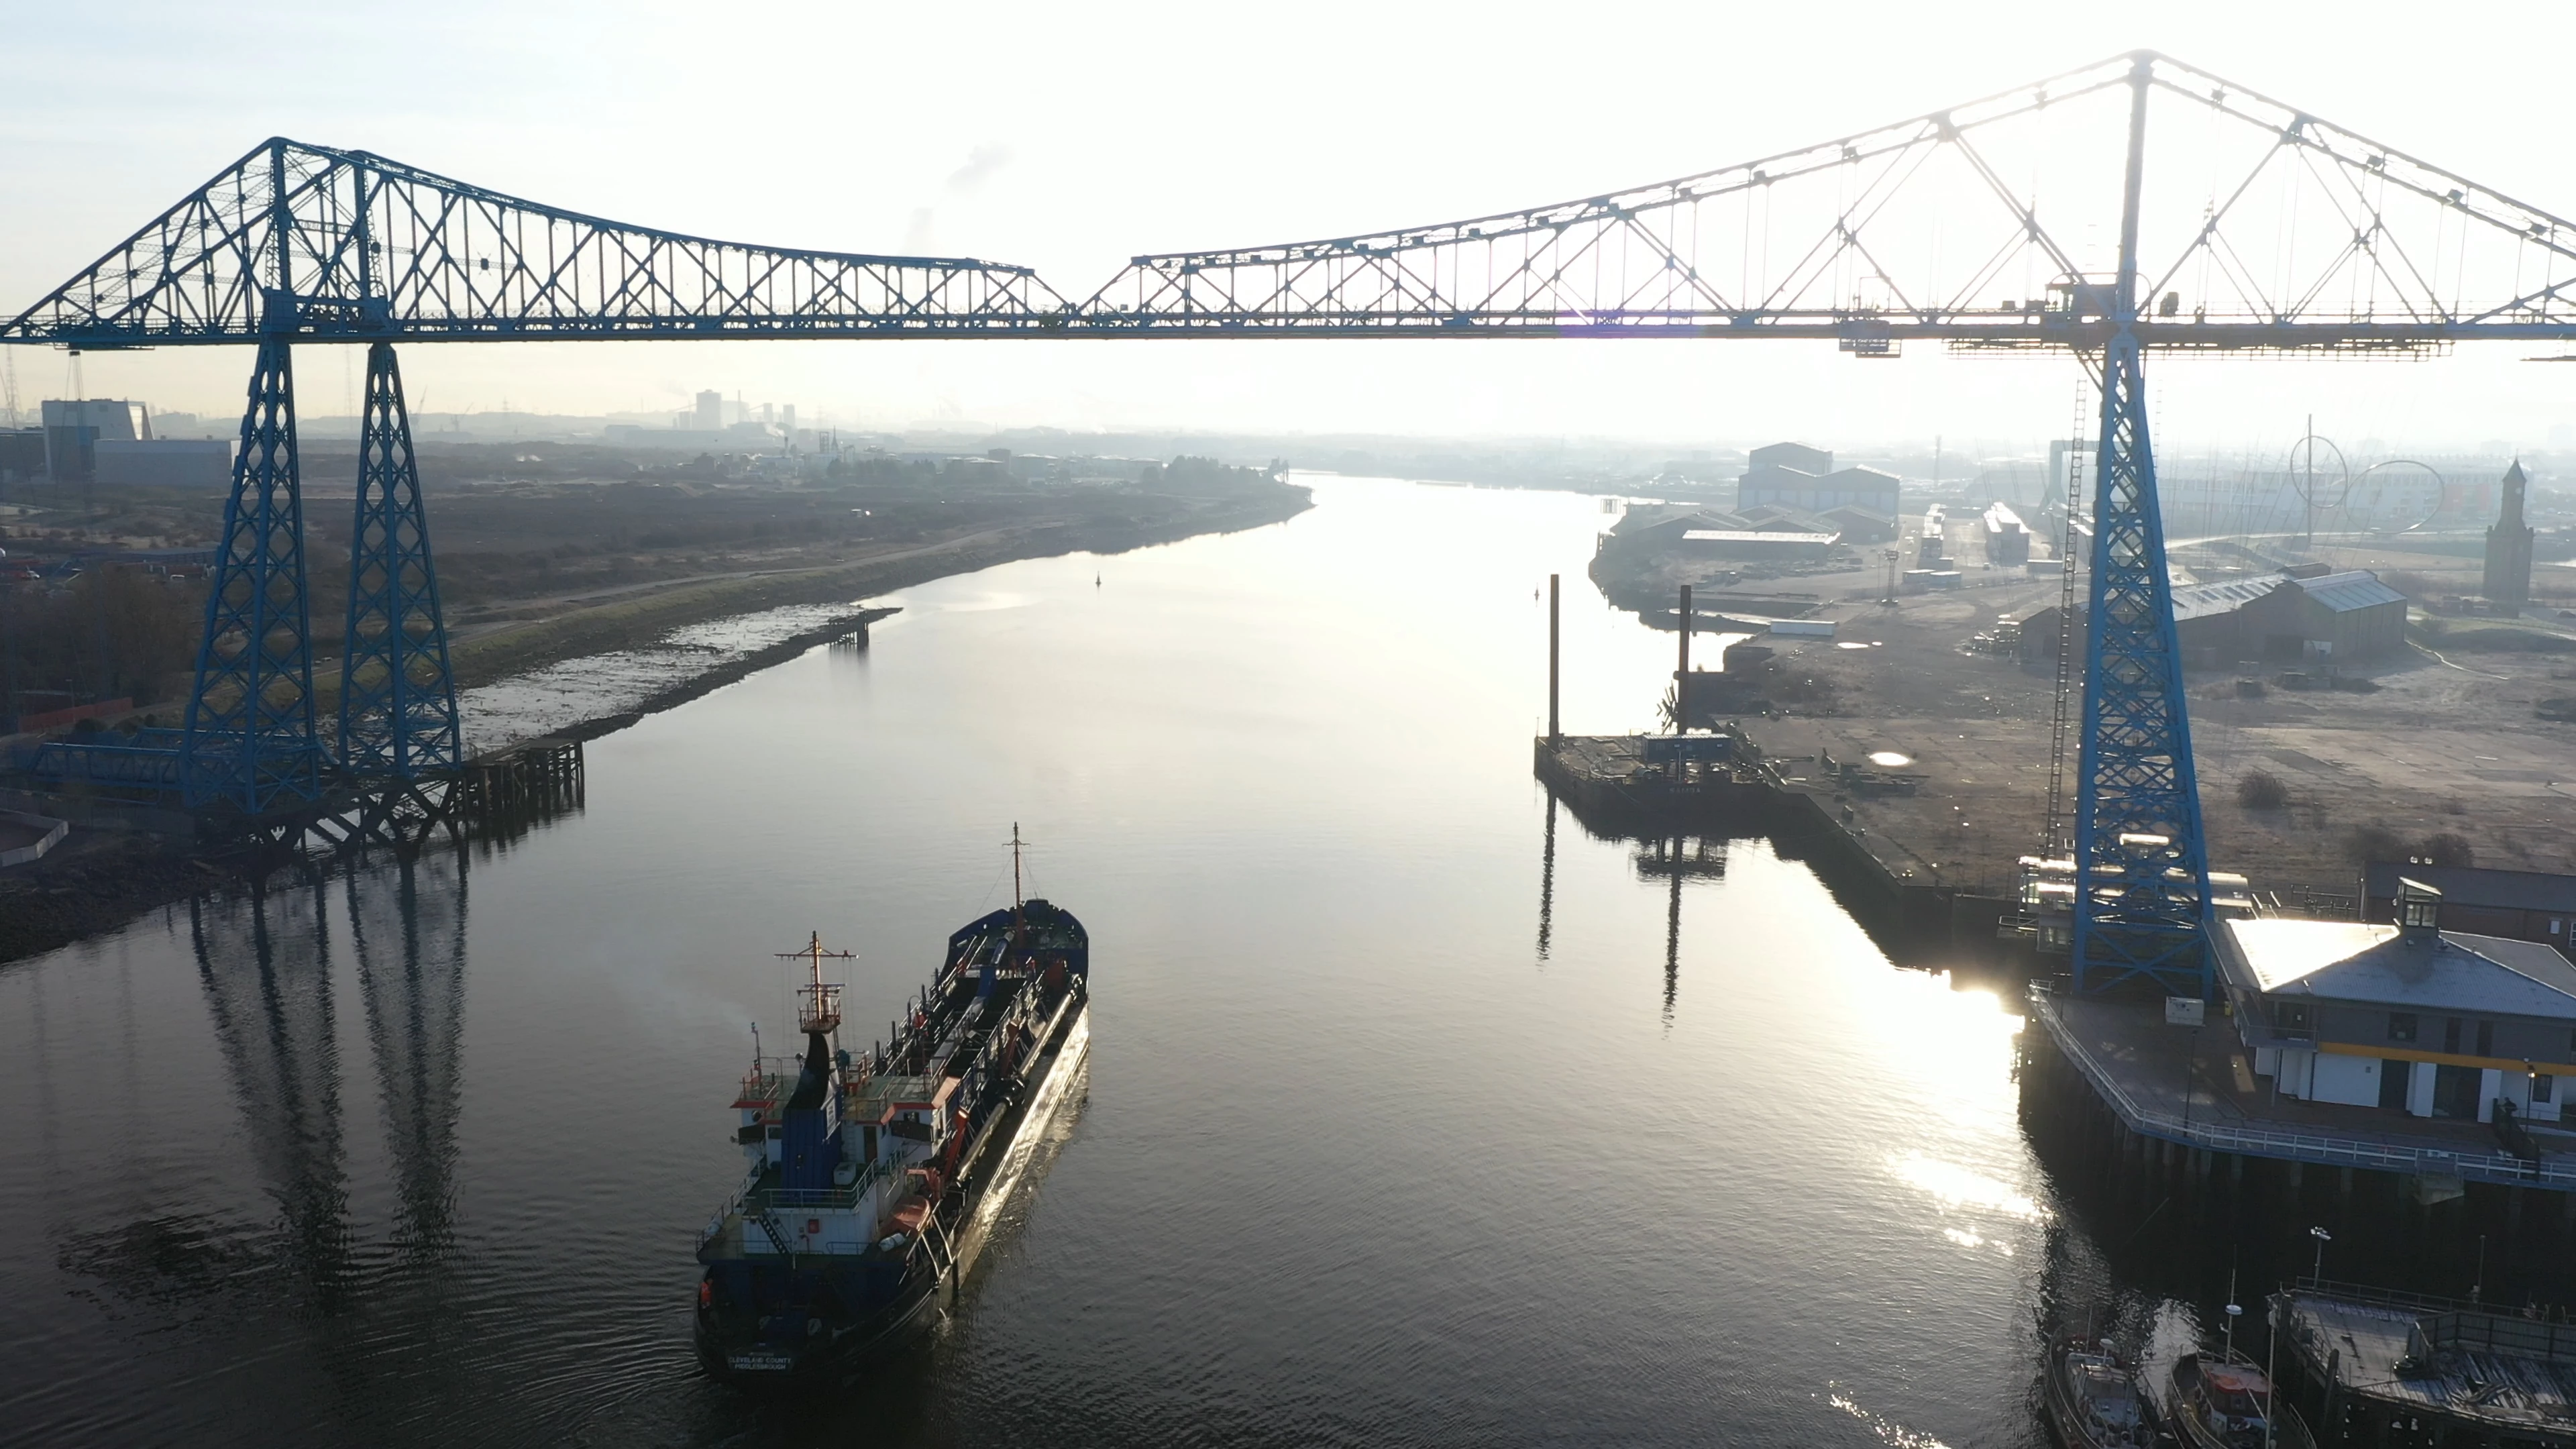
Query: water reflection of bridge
43 751 592 1418
188 851 471 1302
190 882 360 1307
172 732 572 1273
347 859 469 1257
182 727 588 1271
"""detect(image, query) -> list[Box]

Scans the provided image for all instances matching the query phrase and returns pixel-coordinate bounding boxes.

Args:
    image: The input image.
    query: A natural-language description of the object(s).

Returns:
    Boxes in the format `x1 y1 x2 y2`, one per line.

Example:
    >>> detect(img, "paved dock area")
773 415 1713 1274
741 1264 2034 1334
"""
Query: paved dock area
2031 987 2576 1188
1750 711 2041 896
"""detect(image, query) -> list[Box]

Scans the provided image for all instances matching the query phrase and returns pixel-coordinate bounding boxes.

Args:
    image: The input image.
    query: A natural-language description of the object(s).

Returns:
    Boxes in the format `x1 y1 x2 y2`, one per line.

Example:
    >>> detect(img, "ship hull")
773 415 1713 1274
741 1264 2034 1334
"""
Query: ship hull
694 983 1089 1390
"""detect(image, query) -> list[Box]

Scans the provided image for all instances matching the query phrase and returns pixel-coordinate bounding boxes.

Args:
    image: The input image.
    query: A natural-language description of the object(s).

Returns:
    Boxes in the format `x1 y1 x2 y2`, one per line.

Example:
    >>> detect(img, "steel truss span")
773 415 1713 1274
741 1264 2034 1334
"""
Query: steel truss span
1 140 1065 347
8 52 2576 350
1077 51 2576 350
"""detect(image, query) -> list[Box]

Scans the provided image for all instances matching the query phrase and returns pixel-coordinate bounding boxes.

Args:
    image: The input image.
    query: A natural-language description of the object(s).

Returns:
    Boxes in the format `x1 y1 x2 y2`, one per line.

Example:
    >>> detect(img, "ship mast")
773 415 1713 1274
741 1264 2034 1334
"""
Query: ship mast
779 930 852 1044
1004 824 1030 989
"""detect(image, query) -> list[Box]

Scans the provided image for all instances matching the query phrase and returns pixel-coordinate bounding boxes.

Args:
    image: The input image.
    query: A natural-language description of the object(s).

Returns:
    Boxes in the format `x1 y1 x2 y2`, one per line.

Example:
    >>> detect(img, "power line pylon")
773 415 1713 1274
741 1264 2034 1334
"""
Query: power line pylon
338 342 460 783
2071 57 2212 998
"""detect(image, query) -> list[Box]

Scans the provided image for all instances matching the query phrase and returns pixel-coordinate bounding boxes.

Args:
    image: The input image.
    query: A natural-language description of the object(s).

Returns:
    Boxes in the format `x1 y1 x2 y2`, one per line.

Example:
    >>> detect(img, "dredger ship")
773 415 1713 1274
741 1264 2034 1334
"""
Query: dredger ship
692 847 1089 1385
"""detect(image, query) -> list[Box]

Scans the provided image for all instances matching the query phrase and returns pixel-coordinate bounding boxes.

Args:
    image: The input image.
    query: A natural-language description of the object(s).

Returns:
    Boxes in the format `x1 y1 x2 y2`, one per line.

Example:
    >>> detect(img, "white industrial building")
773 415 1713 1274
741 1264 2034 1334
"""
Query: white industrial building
2220 881 2576 1124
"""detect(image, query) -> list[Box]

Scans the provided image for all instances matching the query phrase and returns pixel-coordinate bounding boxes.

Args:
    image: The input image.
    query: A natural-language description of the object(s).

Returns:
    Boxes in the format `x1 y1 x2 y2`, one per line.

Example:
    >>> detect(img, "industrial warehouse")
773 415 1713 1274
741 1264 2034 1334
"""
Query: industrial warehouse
2020 565 2411 668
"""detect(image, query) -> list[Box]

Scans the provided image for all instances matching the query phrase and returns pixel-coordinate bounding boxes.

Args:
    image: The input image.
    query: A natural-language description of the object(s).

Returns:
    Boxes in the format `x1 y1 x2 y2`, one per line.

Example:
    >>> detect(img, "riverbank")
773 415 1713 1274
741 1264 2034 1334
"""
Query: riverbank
0 480 1311 965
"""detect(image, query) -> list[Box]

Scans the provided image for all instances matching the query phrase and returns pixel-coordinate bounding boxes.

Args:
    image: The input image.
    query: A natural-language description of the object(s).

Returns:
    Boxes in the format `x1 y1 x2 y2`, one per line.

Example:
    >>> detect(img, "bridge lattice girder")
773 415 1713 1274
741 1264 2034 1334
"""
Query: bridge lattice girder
2 138 1065 347
9 53 2576 349
1078 54 2576 348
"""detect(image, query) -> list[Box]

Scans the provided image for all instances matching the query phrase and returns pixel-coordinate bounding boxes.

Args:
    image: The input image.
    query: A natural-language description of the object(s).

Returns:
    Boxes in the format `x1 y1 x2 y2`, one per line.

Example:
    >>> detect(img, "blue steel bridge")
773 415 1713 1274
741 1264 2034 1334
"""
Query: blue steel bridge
9 49 2576 994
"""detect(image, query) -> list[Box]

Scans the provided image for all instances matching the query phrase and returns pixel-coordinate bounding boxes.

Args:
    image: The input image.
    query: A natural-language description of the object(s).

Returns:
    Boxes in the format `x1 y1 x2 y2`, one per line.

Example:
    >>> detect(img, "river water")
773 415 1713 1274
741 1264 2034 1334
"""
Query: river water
3 476 2218 1446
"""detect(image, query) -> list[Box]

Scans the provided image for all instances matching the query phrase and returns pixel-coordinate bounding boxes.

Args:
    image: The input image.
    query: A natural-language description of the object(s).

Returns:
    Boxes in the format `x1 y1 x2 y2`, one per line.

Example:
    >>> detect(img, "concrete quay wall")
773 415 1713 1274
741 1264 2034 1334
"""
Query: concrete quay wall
1534 734 2016 964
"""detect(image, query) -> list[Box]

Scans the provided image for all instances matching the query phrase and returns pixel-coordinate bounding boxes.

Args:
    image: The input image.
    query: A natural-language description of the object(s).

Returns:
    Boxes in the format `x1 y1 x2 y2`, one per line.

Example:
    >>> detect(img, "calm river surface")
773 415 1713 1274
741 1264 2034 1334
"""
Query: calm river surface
7 477 2204 1446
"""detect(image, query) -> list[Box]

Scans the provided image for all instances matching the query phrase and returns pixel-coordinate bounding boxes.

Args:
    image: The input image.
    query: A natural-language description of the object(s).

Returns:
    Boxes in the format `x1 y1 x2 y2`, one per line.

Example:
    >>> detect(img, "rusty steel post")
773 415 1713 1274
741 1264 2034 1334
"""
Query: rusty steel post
1548 574 1561 743
1676 584 1693 732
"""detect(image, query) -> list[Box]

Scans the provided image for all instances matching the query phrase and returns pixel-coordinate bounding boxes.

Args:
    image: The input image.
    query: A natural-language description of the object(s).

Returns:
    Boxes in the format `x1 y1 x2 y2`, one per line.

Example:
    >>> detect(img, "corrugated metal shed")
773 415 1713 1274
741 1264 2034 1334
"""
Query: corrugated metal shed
2167 576 2286 622
1681 529 1839 545
2294 570 2408 613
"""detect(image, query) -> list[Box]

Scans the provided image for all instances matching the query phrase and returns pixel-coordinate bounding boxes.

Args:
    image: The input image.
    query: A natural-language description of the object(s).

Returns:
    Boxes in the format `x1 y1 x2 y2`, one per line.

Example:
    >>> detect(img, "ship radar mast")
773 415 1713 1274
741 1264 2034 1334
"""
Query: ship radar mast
778 931 853 1040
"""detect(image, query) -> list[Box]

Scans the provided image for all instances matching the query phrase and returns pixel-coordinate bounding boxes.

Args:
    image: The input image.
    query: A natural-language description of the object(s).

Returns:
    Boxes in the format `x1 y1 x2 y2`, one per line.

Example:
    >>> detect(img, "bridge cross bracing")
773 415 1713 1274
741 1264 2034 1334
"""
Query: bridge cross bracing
7 51 2573 979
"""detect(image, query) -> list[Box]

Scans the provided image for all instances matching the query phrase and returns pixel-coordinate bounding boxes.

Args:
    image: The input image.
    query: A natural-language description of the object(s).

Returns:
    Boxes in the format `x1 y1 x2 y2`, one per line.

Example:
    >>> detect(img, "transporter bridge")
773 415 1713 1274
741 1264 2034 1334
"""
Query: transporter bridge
11 51 2576 985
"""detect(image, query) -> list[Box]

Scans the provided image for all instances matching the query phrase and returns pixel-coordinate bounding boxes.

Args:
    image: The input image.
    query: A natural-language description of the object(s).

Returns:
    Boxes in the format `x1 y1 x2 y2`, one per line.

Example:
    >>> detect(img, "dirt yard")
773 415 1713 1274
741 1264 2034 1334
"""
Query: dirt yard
1706 551 2576 900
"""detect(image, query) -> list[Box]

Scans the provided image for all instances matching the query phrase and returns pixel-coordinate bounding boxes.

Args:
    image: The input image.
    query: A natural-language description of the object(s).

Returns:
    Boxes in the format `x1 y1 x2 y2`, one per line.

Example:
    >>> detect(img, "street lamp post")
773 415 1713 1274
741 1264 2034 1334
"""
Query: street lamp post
2309 1226 2332 1284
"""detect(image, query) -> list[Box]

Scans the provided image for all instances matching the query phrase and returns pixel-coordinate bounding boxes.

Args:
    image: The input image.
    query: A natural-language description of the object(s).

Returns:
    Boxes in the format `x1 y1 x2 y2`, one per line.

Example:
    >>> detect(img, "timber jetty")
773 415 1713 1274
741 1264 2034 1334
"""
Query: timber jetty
2272 1280 2576 1447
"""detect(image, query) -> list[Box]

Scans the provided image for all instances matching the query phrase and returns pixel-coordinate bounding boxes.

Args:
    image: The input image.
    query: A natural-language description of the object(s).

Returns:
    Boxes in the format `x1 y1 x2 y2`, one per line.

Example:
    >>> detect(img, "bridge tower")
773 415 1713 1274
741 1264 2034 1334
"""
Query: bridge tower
180 333 327 813
2070 56 2213 998
337 341 460 783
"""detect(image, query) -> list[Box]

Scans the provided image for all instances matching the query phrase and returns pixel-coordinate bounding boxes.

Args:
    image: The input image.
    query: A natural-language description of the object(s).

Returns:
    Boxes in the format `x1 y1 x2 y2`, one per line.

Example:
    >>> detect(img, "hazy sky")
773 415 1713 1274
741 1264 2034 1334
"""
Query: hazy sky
4 1 2572 456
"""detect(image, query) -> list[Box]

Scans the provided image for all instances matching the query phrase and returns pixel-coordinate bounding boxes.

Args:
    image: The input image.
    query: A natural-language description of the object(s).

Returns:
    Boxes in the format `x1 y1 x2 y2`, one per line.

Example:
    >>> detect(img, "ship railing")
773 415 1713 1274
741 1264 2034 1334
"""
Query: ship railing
2028 985 2576 1189
701 1157 898 1254
2283 1277 2479 1316
754 1155 896 1214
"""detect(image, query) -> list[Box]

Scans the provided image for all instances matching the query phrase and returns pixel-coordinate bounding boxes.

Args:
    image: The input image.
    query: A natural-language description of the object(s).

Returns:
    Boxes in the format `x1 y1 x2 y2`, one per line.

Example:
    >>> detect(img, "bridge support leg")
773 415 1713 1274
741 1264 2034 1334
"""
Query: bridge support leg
338 341 460 782
181 337 325 812
2070 339 2211 995
2071 56 2213 998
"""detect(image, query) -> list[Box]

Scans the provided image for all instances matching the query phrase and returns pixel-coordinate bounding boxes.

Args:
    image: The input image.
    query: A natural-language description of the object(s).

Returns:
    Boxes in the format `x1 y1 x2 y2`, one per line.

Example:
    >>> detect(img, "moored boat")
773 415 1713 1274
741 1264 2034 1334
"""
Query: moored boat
2043 1336 2159 1449
692 833 1089 1388
2165 1350 2314 1449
